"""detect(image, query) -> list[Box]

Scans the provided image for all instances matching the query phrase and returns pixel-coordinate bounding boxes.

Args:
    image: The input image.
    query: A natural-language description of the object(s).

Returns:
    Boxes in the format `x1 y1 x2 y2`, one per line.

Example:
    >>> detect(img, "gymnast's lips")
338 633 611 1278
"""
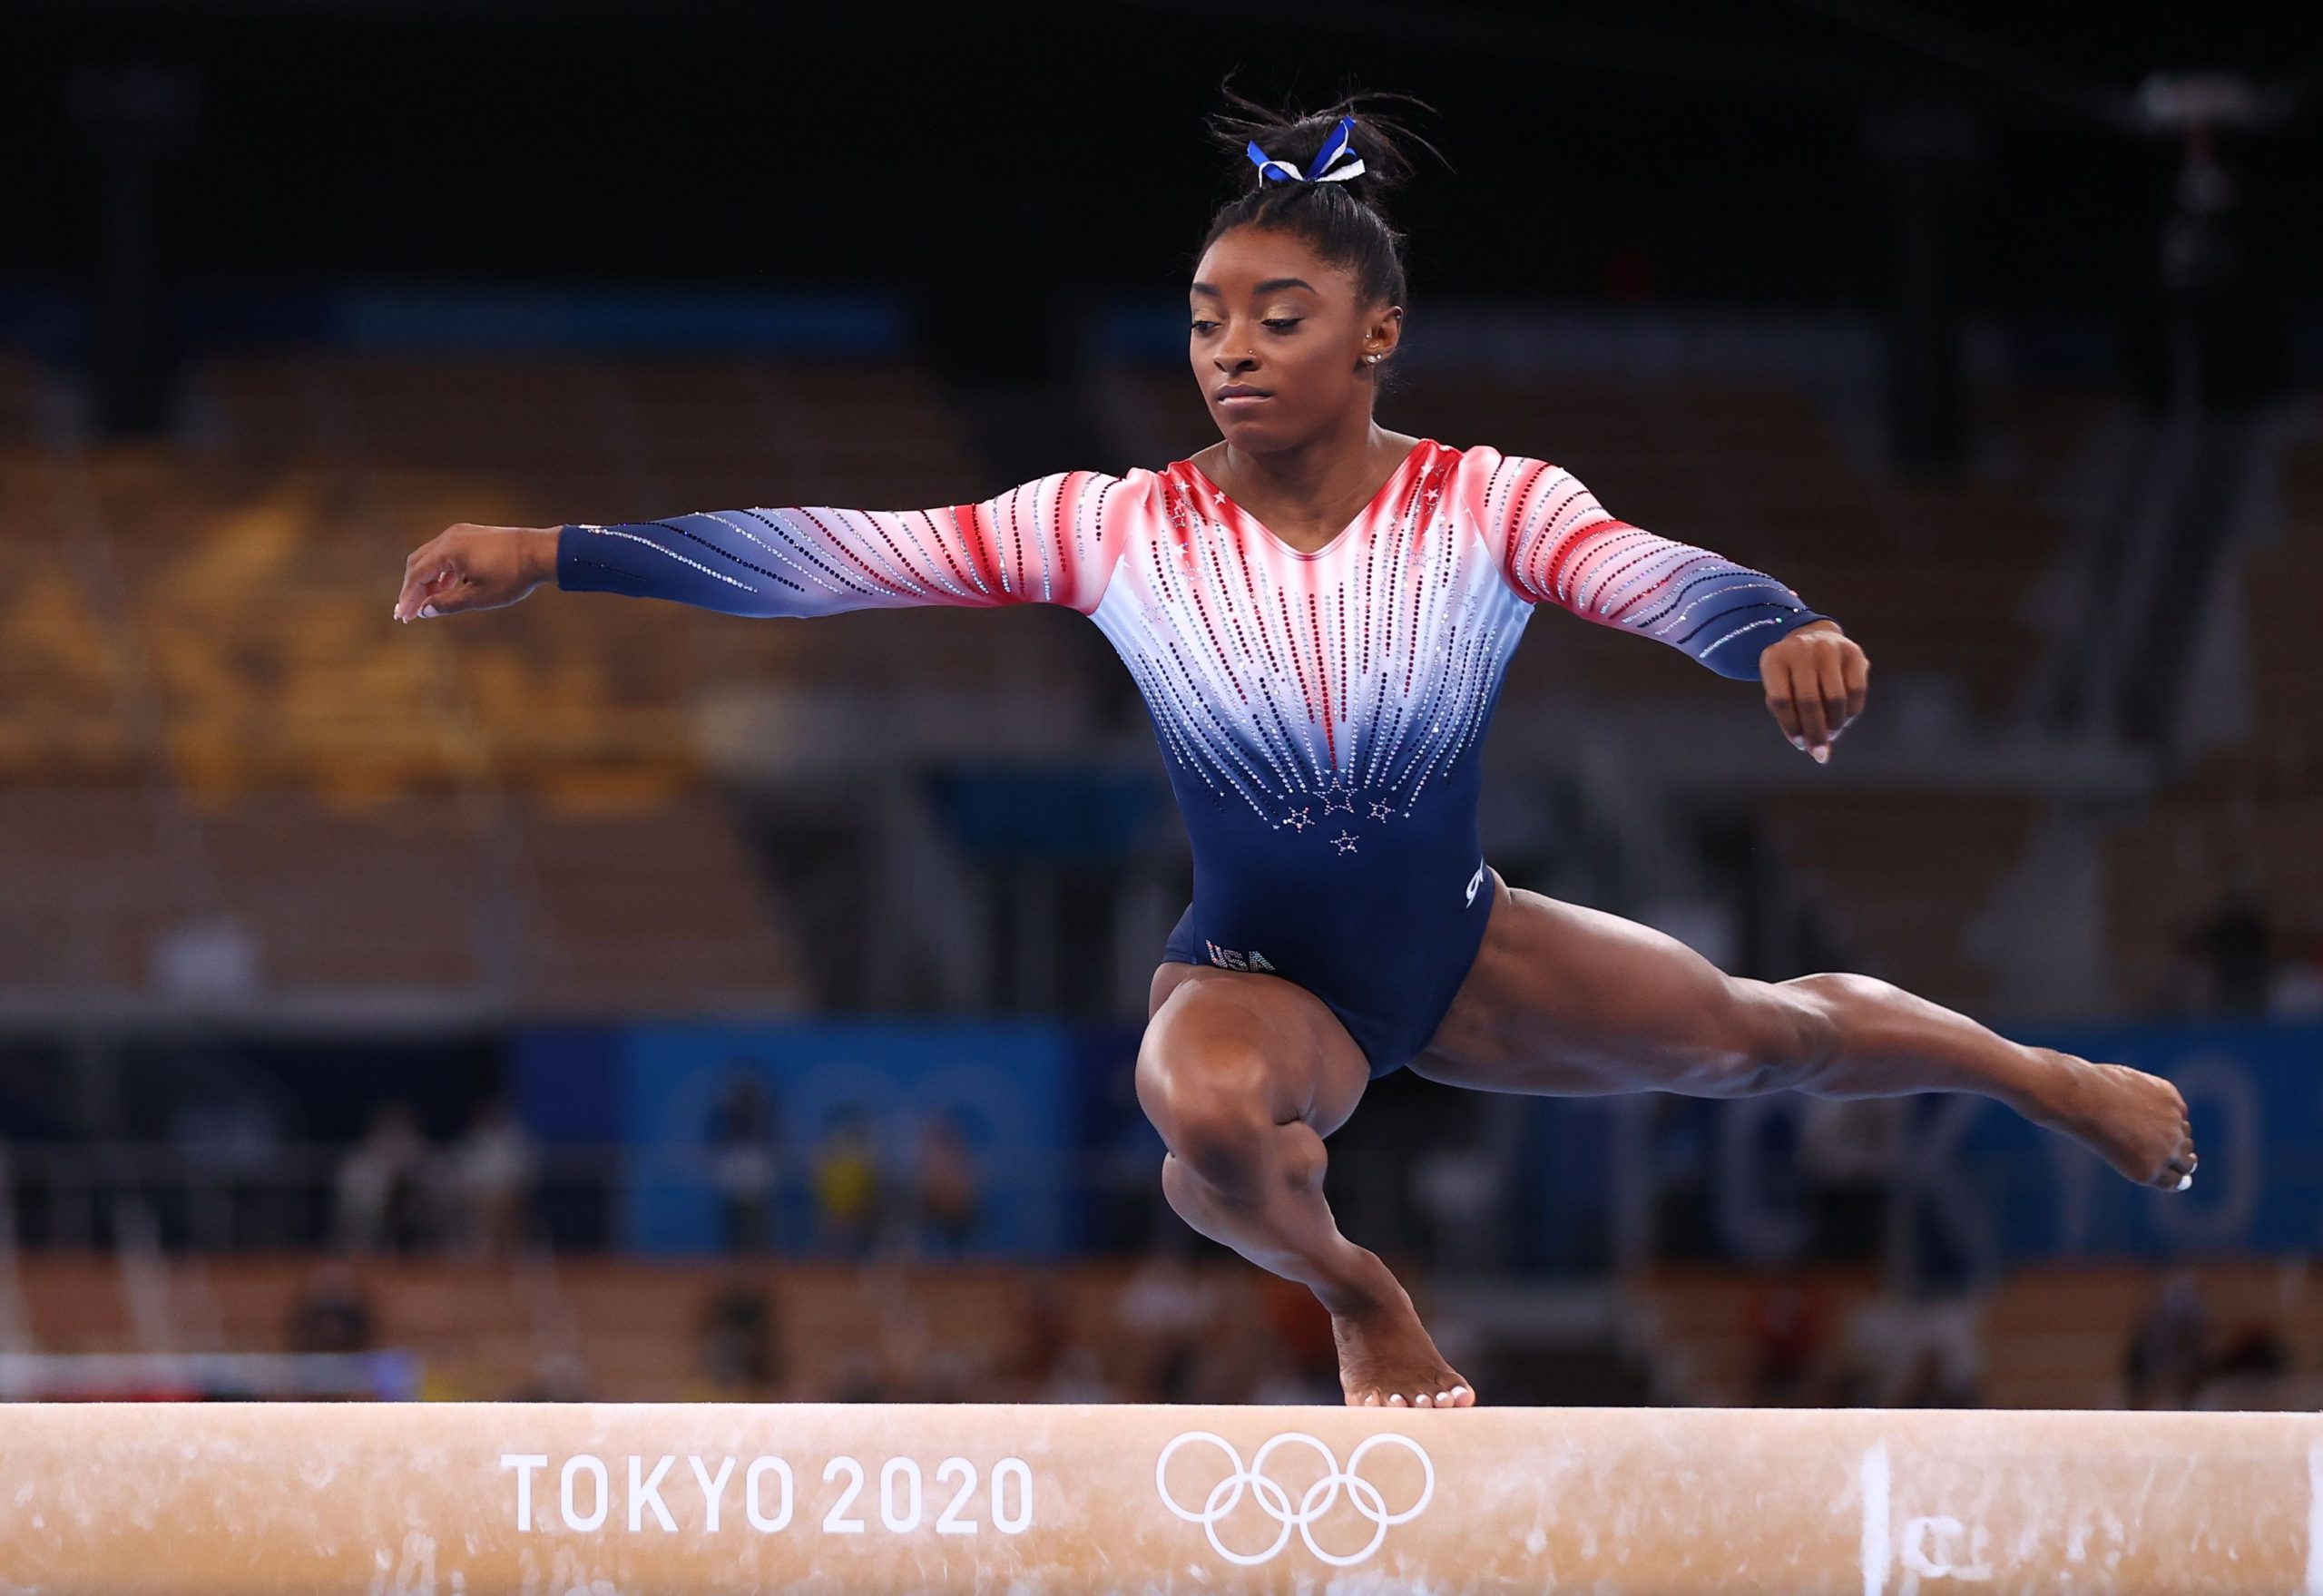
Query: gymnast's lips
1216 386 1271 406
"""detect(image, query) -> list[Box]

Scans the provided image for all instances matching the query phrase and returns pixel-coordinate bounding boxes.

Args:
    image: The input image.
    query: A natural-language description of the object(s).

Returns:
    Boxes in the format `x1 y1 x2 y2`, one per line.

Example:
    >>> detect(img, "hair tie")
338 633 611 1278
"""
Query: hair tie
1245 114 1366 185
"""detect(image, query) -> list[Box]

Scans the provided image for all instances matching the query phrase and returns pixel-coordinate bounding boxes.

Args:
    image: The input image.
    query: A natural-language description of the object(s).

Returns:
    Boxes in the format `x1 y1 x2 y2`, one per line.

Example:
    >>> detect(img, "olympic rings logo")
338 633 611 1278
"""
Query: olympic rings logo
1153 1431 1435 1567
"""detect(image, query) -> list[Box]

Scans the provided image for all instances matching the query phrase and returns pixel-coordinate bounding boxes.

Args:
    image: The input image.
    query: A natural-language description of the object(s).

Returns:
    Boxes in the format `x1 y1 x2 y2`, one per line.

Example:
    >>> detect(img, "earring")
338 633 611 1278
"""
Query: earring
1365 354 1380 364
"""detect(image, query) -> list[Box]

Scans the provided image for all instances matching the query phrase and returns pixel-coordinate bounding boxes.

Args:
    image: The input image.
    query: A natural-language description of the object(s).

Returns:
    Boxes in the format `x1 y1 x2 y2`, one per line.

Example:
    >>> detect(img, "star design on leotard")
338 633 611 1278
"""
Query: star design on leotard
1367 799 1397 821
1330 830 1358 854
1322 782 1358 815
1281 807 1313 832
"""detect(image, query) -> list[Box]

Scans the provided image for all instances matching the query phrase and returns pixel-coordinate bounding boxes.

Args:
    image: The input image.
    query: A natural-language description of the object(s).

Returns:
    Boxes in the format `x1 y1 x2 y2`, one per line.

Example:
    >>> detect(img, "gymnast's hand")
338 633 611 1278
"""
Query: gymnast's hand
393 524 560 622
1760 619 1867 763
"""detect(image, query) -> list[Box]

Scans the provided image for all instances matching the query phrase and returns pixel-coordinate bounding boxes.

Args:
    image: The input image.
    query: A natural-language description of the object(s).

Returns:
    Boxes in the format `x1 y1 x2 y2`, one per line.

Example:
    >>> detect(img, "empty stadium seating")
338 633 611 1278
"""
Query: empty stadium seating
0 786 806 1009
0 350 1022 1012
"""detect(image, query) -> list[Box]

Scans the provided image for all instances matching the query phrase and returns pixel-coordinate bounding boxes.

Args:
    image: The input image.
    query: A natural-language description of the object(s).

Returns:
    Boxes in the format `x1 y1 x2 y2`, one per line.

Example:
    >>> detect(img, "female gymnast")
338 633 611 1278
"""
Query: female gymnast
393 93 2198 1409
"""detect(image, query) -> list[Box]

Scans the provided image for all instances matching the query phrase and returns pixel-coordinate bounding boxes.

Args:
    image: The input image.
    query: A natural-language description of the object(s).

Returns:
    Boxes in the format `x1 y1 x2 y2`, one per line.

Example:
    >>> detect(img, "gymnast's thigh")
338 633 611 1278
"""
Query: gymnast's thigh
1406 873 1806 1099
1140 961 1373 1139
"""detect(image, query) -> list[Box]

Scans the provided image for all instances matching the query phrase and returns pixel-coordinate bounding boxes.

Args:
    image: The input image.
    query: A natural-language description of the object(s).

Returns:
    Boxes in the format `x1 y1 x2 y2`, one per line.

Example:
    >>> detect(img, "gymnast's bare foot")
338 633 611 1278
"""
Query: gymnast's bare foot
1331 1275 1475 1409
2024 1046 2198 1192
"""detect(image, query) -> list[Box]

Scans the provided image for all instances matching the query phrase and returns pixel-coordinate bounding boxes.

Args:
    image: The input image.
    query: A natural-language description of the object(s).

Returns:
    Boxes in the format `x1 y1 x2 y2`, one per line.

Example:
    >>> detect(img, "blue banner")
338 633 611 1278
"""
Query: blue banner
517 1021 1077 1258
515 1015 2323 1268
1967 1018 2322 1259
1645 1018 2323 1272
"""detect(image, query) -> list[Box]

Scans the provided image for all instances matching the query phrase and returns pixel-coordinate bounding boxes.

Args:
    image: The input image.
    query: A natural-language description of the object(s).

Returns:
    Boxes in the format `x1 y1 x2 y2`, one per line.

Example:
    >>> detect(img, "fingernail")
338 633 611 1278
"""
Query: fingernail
418 603 439 619
1811 746 1829 764
1789 736 1807 751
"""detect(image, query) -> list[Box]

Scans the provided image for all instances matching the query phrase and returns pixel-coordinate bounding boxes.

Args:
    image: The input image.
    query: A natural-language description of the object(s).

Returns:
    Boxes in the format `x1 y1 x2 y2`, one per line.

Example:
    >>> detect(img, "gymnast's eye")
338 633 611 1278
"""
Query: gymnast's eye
1190 319 1219 334
1263 318 1301 332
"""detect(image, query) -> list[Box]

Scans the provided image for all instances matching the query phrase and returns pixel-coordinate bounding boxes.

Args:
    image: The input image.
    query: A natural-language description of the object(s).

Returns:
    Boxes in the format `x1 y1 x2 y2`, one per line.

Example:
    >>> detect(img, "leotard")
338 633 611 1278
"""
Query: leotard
557 438 1830 1075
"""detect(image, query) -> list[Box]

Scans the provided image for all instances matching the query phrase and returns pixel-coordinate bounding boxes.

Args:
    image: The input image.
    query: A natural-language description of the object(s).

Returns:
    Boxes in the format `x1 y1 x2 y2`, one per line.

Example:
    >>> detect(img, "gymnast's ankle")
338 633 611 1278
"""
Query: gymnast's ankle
1313 1246 1408 1319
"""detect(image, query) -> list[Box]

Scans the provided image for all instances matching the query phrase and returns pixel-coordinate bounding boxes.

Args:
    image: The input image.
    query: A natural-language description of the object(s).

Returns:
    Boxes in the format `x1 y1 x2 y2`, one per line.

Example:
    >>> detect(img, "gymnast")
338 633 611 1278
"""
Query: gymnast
393 91 2198 1410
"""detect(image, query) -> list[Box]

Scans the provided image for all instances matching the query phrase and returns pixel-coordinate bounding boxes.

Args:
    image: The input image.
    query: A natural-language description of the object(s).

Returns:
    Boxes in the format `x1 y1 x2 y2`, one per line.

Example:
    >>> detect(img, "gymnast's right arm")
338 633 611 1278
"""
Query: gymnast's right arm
392 470 1134 623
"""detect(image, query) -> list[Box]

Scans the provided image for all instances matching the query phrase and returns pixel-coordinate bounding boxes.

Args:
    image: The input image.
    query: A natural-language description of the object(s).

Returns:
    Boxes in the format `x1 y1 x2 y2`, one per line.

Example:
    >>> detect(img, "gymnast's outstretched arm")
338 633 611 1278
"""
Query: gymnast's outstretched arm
391 469 1136 622
1475 447 1869 756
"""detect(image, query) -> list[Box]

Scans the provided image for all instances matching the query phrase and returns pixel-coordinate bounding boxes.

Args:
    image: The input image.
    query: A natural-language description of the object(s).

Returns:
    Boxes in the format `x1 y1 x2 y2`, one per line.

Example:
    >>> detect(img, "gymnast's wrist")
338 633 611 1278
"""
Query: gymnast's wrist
523 524 566 589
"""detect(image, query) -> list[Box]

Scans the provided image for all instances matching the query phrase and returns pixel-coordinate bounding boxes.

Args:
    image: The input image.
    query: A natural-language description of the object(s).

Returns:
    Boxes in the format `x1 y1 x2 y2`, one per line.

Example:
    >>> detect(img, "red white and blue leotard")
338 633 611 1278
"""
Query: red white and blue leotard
558 438 1830 1076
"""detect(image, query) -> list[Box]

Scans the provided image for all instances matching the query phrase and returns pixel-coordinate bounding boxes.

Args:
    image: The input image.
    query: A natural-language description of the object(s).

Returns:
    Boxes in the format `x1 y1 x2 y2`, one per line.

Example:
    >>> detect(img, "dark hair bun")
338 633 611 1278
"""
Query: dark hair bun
1203 85 1444 211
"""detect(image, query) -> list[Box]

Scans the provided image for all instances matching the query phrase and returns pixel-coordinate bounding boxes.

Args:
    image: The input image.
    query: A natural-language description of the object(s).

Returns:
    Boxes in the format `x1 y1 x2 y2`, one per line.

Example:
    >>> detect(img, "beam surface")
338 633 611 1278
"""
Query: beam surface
0 1403 2315 1594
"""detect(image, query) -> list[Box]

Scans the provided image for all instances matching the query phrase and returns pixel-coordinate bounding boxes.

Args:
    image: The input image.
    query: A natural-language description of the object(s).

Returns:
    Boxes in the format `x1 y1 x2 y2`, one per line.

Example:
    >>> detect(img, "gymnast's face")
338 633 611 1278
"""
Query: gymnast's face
1190 226 1401 450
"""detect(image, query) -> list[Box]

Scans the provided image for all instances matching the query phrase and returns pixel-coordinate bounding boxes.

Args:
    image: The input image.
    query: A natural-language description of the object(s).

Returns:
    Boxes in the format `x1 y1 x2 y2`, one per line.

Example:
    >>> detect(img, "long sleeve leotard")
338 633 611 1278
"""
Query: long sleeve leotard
558 438 1830 1074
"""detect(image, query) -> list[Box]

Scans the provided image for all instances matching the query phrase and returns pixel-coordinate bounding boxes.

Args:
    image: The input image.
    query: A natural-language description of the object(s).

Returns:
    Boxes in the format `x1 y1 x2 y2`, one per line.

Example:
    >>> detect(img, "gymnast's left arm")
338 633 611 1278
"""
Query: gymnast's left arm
391 470 1134 623
1481 449 1868 761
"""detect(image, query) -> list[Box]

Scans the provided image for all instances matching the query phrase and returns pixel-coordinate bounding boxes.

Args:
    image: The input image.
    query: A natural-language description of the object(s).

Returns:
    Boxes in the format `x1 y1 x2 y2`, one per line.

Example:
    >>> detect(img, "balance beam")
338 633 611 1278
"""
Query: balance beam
0 1403 2315 1593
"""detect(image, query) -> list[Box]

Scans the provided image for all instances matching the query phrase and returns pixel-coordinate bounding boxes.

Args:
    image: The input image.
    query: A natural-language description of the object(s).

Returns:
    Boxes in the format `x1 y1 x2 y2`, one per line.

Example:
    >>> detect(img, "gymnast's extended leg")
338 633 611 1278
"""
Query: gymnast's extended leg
1414 873 2196 1190
1136 963 1475 1408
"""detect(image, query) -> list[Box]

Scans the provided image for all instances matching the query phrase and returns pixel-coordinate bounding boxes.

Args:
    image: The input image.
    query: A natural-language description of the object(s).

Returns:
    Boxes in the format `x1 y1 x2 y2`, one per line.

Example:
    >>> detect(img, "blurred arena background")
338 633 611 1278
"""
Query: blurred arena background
1 0 2318 1413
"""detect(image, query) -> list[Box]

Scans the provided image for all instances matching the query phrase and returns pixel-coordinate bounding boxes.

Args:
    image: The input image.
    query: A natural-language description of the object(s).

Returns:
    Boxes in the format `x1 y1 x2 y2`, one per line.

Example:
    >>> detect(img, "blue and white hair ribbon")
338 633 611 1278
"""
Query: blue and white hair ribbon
1245 115 1366 184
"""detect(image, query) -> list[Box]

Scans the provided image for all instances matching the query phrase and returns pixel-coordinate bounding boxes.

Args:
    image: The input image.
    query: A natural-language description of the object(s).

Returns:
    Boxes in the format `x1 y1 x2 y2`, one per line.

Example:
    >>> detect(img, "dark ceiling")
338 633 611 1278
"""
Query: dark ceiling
7 0 2318 313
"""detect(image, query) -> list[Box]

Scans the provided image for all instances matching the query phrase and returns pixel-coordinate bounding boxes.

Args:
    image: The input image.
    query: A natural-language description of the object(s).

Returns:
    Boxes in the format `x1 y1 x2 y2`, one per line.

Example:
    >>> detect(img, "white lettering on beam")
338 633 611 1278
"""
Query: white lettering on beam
629 1455 676 1532
1900 1515 1993 1583
500 1455 548 1534
689 1455 737 1533
499 1454 1033 1539
1858 1442 1890 1596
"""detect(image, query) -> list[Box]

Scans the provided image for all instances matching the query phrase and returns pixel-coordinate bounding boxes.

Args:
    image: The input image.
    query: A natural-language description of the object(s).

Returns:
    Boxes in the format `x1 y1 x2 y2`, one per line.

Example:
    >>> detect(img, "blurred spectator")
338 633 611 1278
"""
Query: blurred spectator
169 1094 279 1173
170 1093 284 1249
282 1259 374 1355
1796 1100 1900 1261
1248 1339 1338 1405
1411 1144 1500 1275
2268 910 2323 1017
1181 1317 1271 1405
1115 1248 1220 1403
812 1110 883 1258
826 1347 887 1403
147 914 260 1003
699 1267 786 1395
898 1346 975 1404
1248 1285 1339 1404
333 1102 429 1254
706 1073 781 1256
1891 1344 1981 1407
994 1274 1072 1398
1037 1344 1121 1403
1643 1097 1720 1258
2199 1322 2294 1411
505 1352 592 1403
2177 878 2275 1015
912 1112 981 1256
1260 1273 1339 1398
447 1094 537 1258
2124 1273 2211 1408
1745 1272 1829 1405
